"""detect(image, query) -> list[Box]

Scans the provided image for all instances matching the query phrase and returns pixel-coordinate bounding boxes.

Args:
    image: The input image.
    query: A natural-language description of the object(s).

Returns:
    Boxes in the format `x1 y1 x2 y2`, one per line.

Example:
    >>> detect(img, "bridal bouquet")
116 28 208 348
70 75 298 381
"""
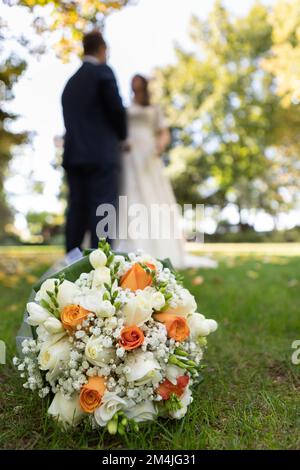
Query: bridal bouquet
14 240 217 434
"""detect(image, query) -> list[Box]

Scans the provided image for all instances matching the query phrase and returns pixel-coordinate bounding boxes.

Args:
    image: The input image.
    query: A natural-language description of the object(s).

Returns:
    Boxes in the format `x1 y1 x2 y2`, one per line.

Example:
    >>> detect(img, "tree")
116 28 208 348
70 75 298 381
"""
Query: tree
262 0 300 107
26 211 64 243
0 22 28 239
6 0 132 60
153 1 300 230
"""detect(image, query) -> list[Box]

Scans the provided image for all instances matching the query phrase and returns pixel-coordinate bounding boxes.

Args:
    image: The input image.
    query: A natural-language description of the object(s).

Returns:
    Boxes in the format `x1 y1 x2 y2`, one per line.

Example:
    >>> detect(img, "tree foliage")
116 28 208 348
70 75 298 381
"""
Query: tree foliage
153 0 300 228
6 0 132 60
26 211 64 243
263 0 300 107
0 22 28 238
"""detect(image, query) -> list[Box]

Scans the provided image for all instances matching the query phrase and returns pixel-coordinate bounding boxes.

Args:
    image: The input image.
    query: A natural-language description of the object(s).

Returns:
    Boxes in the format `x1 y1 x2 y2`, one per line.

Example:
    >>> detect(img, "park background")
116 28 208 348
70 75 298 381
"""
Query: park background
0 0 299 450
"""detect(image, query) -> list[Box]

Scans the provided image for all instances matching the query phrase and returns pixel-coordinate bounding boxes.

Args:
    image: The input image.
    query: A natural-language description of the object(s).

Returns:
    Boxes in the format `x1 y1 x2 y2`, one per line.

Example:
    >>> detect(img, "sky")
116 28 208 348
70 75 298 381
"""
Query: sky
2 0 279 235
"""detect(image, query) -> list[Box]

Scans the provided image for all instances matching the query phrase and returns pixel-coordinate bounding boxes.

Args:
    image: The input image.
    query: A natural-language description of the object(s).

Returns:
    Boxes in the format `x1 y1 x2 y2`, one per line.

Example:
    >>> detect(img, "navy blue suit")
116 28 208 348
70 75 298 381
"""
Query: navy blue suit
62 61 127 251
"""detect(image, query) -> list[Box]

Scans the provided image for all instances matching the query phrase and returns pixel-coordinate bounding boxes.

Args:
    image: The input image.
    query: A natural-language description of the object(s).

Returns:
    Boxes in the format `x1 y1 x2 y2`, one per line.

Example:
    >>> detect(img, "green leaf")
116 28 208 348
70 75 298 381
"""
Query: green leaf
33 255 93 292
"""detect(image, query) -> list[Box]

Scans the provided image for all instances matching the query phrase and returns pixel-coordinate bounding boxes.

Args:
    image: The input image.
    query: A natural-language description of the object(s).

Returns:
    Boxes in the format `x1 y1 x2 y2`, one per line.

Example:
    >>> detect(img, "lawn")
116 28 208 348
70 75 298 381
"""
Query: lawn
0 246 299 450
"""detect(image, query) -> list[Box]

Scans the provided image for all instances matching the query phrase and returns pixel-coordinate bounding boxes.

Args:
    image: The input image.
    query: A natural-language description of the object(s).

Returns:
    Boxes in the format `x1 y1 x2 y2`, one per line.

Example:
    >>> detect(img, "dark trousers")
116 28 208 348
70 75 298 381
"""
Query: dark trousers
65 166 118 252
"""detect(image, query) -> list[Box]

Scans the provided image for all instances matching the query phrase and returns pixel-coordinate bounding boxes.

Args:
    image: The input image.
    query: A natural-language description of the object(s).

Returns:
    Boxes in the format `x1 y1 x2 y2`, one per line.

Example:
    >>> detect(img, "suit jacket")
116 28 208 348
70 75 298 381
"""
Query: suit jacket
62 62 127 170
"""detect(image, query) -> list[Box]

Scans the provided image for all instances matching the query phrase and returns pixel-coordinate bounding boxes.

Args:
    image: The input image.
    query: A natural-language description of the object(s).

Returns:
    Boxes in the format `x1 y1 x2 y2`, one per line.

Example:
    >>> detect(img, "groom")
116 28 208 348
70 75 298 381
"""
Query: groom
62 30 127 252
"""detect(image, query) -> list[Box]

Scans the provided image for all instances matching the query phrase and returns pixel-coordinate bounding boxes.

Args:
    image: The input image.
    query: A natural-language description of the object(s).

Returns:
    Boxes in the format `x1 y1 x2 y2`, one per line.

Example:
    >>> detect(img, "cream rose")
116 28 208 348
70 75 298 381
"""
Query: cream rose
124 351 161 385
123 291 153 326
125 400 157 422
38 336 71 372
94 392 128 426
167 289 197 317
98 300 116 318
85 336 115 367
78 291 115 317
48 392 84 426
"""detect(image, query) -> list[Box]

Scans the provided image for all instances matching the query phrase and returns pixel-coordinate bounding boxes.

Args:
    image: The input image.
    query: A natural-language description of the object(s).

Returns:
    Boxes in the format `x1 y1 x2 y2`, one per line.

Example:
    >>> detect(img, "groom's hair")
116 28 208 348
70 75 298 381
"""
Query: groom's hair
83 30 106 55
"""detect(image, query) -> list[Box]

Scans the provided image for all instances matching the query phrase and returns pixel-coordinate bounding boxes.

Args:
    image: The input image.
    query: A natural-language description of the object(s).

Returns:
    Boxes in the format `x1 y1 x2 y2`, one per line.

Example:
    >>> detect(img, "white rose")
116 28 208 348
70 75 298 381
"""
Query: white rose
38 336 71 371
77 290 102 312
92 267 111 289
166 364 184 385
36 325 66 343
113 255 125 265
85 336 115 367
44 317 65 334
125 400 157 423
123 292 153 326
169 387 192 420
205 319 218 333
36 325 50 341
39 278 80 309
169 289 197 317
152 291 165 311
187 314 218 339
187 313 209 338
124 351 161 385
77 291 115 317
26 302 51 326
89 249 107 269
57 280 81 308
94 392 128 426
48 392 84 426
98 300 116 318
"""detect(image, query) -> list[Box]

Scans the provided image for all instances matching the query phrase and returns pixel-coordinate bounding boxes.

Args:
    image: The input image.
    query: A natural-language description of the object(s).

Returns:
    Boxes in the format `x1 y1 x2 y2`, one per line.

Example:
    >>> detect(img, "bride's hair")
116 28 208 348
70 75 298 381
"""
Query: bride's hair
131 74 150 107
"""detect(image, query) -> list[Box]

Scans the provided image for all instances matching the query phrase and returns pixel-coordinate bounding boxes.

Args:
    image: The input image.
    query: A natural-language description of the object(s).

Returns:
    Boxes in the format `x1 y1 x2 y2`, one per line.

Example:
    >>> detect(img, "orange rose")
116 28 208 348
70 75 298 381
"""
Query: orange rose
158 375 189 400
79 376 106 413
120 263 155 291
61 304 90 332
153 313 190 342
119 325 144 350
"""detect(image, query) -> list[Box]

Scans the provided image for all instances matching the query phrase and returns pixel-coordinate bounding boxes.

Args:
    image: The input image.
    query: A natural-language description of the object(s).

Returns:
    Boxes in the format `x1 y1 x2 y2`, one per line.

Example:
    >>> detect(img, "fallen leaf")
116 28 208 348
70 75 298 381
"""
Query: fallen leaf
247 270 259 279
212 277 224 284
25 274 38 284
7 304 18 312
192 275 204 285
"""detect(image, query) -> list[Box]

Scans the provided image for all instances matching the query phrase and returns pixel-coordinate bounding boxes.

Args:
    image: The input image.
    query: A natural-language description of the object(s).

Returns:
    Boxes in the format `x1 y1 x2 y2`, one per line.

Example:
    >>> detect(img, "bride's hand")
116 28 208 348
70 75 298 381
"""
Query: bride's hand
156 142 166 156
156 128 171 156
122 142 131 152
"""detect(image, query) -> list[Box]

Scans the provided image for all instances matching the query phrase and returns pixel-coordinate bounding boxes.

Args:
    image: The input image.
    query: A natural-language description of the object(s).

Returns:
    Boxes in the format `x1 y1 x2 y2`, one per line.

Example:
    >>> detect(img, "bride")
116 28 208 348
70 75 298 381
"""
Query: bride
118 74 217 269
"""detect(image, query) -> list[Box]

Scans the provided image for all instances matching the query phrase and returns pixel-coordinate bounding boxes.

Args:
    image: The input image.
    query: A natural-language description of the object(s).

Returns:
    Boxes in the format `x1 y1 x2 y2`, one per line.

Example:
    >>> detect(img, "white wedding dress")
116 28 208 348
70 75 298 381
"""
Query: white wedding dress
117 103 217 270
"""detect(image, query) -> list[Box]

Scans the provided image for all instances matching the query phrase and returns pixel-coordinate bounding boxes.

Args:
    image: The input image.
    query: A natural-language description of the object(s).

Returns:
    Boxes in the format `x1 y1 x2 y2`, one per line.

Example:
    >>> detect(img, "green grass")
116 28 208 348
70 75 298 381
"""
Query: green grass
0 247 299 449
